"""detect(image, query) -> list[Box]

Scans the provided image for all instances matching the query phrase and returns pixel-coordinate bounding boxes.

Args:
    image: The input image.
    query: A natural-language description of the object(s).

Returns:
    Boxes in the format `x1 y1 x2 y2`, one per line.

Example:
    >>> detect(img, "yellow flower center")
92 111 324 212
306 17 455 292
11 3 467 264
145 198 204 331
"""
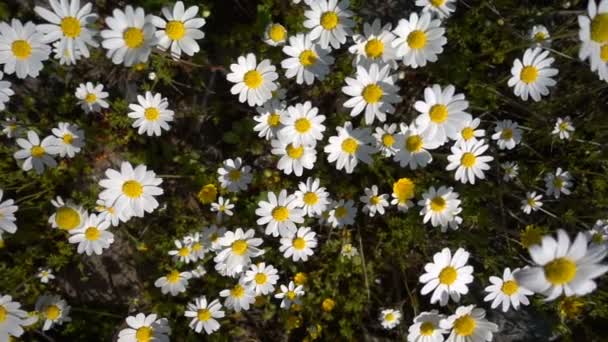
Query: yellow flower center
420 321 435 336
272 206 290 221
461 127 475 140
320 11 339 30
192 243 202 252
362 84 383 104
294 272 307 285
231 239 249 255
385 313 395 322
430 196 446 212
453 315 476 336
231 284 245 298
178 247 190 257
165 20 185 40
591 13 608 43
553 178 564 188
269 24 287 42
45 305 61 320
144 107 160 121
294 118 312 133
243 70 263 89
299 49 318 67
198 184 218 204
11 40 32 60
255 272 268 284
123 27 145 48
55 207 81 230
286 144 304 159
60 16 81 38
166 270 181 283
501 128 513 140
0 306 6 322
438 266 458 285
501 280 519 295
334 206 348 219
292 237 307 250
430 0 446 6
407 30 427 49
197 309 211 321
322 298 335 312
122 180 143 198
601 44 608 62
84 226 100 241
58 133 73 145
370 196 380 205
393 178 415 202
429 104 448 123
228 169 241 181
460 152 476 167
520 66 538 84
286 290 297 300
31 145 45 158
85 93 97 103
267 113 281 127
533 32 547 42
341 138 359 154
406 135 423 152
382 134 394 147
303 192 318 205
544 257 577 285
135 326 153 342
364 38 384 58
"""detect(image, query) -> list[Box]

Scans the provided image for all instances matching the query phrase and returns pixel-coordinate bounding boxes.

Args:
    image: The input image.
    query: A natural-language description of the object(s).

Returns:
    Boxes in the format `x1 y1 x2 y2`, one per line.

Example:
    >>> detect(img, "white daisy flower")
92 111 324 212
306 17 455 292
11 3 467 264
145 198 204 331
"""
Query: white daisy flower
213 228 264 277
226 53 278 107
154 270 191 296
264 23 287 46
360 185 389 217
219 281 255 312
35 295 71 331
380 308 401 330
0 19 51 79
151 1 205 59
324 121 375 174
168 239 194 264
416 0 457 19
501 161 519 182
373 123 398 157
484 267 533 312
13 130 60 174
552 116 575 140
201 225 226 251
243 262 280 295
34 0 99 65
0 190 17 235
271 136 317 177
418 186 462 232
348 19 397 69
507 47 558 102
48 196 87 231
0 72 14 111
117 313 170 342
491 119 522 150
68 213 114 256
210 196 234 221
280 226 317 262
293 177 330 217
521 191 543 215
578 0 608 81
99 161 163 218
217 157 253 193
0 294 36 340
50 122 84 158
37 268 55 284
414 84 471 145
253 99 286 140
281 33 334 85
342 63 402 125
391 177 416 212
516 229 608 301
419 247 474 306
457 117 485 143
588 219 608 245
340 243 358 259
275 281 304 309
184 233 205 261
100 5 157 66
530 25 551 47
184 297 224 335
544 167 573 199
255 189 304 237
51 38 83 65
393 124 441 170
1 117 21 138
439 305 498 342
75 82 109 113
446 139 494 185
407 310 447 342
279 101 326 147
128 91 174 137
392 12 447 69
303 0 354 50
95 198 130 227
328 199 357 228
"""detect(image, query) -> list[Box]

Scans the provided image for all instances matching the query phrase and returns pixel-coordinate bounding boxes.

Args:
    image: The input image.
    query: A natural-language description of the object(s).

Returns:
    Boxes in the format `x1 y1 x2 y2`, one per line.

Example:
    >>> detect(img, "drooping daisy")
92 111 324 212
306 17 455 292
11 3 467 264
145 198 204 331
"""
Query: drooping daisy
416 0 457 19
281 33 334 85
243 262 280 295
507 47 558 102
34 0 99 65
98 161 163 218
484 268 533 312
439 305 498 342
588 219 608 245
217 157 253 193
380 309 402 330
360 185 389 217
37 268 55 284
0 19 51 79
220 282 256 312
414 84 471 145
128 91 174 136
544 167 573 199
13 130 60 174
418 186 462 232
96 198 130 227
35 295 71 331
48 196 87 231
530 25 551 47
578 0 608 81
446 139 493 185
393 124 441 169
201 225 226 251
68 214 113 256
521 191 543 215
117 313 170 342
419 247 474 306
264 23 287 46
552 117 575 140
184 233 205 261
457 117 485 143
341 243 359 259
214 228 264 277
279 101 326 147
501 161 519 182
325 121 375 173
392 12 447 68
491 120 522 150
280 226 317 262
151 1 205 59
50 122 85 158
254 99 286 140
373 123 398 157
184 296 224 335
293 177 330 217
303 0 354 50
255 189 304 237
270 136 317 177
154 270 191 296
328 199 357 228
227 53 278 107
75 82 109 113
342 63 402 125
275 281 305 309
515 229 608 300
407 310 447 342
0 294 36 340
168 239 194 264
348 19 397 69
1 117 21 138
210 196 235 221
100 5 157 66
0 190 17 235
0 72 14 111
392 177 416 212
